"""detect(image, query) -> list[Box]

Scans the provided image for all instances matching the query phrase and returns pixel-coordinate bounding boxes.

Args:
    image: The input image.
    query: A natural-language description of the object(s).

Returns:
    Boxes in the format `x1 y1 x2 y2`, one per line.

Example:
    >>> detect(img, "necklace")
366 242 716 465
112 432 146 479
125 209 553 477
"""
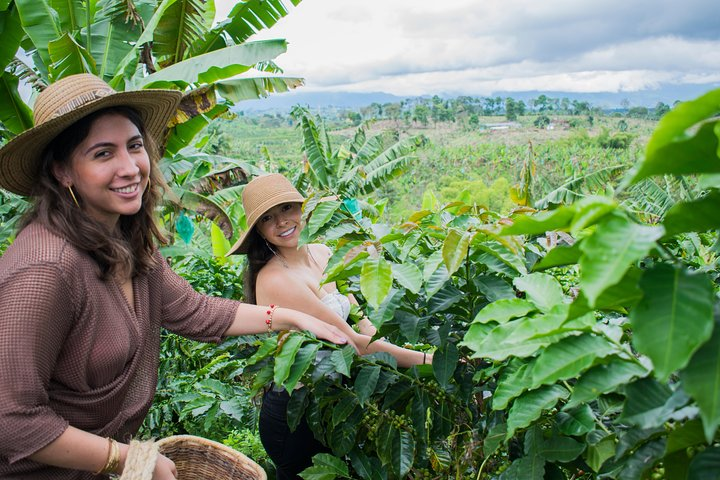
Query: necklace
268 242 319 270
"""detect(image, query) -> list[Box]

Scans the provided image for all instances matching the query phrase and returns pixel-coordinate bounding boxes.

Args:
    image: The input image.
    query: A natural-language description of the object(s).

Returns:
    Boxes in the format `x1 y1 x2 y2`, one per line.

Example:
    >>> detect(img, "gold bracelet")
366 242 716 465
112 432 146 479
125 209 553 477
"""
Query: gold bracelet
94 438 120 475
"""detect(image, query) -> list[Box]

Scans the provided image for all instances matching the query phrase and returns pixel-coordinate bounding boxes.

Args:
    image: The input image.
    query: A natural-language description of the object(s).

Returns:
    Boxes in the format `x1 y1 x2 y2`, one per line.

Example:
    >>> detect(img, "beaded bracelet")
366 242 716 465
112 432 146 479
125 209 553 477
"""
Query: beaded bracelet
94 437 120 475
266 304 278 333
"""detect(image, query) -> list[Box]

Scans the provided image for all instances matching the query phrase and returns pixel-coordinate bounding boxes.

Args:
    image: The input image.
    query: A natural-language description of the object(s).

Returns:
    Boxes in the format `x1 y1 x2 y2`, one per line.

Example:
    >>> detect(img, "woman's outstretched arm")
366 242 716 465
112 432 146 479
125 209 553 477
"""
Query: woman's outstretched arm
224 302 348 346
256 269 431 368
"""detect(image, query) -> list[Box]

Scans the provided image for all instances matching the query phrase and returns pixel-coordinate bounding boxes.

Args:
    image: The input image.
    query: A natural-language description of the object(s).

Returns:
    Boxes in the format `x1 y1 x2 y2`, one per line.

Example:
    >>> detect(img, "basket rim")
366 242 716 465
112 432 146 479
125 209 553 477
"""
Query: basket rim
156 434 266 478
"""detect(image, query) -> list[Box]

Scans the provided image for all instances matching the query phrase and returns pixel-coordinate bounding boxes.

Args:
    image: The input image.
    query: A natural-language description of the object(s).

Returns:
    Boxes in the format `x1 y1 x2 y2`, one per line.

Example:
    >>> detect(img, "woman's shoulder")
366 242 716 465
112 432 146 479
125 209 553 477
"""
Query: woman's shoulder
5 222 77 262
0 222 87 284
309 243 333 259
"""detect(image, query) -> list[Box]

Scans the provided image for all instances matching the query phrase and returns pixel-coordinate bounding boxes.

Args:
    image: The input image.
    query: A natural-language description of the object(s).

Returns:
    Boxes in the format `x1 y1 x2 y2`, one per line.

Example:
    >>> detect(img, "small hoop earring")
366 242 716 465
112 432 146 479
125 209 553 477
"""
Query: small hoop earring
67 185 80 208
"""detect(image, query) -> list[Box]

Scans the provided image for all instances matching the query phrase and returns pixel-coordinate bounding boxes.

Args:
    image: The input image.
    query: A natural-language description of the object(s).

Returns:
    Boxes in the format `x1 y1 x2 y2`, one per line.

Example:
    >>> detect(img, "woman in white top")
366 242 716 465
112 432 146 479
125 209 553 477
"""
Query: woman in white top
229 173 430 479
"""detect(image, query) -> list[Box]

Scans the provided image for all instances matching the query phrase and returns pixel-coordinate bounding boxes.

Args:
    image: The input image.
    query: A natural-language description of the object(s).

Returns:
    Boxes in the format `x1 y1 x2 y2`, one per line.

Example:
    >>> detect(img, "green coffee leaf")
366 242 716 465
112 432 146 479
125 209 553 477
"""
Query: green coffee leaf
579 214 663 306
506 384 569 440
530 333 617 389
631 88 720 183
566 357 649 408
513 272 565 312
630 264 714 381
299 453 349 480
273 334 305 387
353 365 381 405
681 322 720 443
360 257 393 308
284 343 320 392
442 228 471 276
472 298 536 325
308 200 341 236
390 262 422 294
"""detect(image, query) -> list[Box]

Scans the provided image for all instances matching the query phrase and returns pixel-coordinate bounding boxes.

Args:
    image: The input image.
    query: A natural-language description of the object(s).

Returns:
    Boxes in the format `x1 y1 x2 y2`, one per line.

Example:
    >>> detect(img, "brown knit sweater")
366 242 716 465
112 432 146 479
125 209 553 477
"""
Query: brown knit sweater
0 223 237 479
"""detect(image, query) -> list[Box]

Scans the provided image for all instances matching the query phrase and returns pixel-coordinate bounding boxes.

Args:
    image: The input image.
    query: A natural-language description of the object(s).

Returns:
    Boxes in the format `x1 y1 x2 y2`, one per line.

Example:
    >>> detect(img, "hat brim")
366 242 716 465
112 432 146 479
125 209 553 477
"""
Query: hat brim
0 89 182 196
227 191 305 255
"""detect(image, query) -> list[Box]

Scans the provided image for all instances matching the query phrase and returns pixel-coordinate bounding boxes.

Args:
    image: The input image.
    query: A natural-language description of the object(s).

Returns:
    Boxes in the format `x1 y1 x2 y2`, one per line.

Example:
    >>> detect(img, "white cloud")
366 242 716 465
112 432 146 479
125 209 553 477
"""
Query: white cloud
215 0 720 96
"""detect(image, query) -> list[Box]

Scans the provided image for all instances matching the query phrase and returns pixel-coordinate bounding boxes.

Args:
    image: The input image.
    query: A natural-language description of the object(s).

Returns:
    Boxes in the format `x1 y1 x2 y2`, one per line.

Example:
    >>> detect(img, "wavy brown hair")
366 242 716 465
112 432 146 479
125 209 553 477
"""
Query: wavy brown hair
242 228 274 304
20 106 168 280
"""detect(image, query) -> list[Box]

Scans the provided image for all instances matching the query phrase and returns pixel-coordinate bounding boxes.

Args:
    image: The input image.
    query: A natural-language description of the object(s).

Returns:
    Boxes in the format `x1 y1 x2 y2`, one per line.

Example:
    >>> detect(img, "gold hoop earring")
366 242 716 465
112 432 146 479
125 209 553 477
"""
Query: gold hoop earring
67 185 80 208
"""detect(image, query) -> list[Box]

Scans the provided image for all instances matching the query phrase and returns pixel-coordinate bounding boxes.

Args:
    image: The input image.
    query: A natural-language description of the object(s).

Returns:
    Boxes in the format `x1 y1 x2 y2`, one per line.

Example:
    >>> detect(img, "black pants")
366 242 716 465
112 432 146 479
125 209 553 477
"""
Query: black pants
259 388 330 480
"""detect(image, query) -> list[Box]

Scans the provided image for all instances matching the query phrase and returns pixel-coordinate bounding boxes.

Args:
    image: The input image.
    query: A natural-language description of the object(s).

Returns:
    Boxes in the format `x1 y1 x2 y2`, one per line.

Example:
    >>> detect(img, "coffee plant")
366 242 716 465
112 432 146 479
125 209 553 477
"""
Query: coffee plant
246 88 720 479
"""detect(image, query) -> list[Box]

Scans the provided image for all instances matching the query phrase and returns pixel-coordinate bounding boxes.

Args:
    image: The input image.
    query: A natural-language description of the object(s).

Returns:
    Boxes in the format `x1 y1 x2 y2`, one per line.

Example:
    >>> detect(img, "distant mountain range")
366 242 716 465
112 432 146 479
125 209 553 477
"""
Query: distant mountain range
235 82 720 114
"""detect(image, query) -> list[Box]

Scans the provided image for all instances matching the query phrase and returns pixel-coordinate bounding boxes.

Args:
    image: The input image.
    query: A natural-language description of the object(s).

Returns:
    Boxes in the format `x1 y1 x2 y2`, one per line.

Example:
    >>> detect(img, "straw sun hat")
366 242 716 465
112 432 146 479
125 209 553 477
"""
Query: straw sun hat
228 173 305 255
0 73 182 196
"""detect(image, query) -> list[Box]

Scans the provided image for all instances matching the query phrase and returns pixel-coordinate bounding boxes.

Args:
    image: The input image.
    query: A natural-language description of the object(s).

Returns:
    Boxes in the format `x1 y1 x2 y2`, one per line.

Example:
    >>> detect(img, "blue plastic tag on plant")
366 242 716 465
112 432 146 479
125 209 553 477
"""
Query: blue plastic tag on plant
342 197 362 219
176 213 195 244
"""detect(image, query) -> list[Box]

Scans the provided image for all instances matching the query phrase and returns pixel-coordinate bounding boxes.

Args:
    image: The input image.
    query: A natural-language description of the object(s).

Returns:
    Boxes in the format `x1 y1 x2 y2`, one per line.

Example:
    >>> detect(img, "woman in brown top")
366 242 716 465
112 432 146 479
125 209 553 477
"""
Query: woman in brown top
0 74 348 480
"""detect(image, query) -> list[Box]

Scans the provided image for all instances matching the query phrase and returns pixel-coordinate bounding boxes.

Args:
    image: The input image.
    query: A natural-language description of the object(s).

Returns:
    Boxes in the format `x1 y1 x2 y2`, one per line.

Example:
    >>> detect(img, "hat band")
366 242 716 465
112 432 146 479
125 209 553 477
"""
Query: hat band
50 88 114 119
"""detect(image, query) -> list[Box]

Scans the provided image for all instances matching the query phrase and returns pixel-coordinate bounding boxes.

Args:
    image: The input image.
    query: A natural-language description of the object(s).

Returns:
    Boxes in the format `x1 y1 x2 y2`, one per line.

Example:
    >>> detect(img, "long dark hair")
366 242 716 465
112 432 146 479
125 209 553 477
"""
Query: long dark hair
20 106 167 280
242 228 274 304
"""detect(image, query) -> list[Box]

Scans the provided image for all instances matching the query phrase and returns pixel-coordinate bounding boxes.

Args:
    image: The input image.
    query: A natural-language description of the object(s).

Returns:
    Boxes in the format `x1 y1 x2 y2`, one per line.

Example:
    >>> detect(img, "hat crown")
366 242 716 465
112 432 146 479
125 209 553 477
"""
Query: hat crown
242 174 305 226
33 74 116 127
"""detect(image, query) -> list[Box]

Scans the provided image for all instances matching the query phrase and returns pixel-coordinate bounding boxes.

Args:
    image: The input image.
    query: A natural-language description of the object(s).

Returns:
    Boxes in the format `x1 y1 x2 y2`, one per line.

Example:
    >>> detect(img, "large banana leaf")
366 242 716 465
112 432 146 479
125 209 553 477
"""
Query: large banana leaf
0 72 33 137
215 76 303 102
175 189 233 238
48 32 97 80
297 112 331 188
88 0 154 82
534 165 626 209
109 0 180 89
136 39 290 87
15 0 63 73
0 7 23 71
153 0 214 67
50 0 87 31
190 0 301 57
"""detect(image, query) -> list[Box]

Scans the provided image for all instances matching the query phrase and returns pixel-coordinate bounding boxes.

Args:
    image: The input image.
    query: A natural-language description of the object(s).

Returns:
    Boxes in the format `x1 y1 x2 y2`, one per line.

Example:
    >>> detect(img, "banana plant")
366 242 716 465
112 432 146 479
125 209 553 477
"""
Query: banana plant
2 0 304 139
158 145 264 251
290 106 429 201
1 0 304 242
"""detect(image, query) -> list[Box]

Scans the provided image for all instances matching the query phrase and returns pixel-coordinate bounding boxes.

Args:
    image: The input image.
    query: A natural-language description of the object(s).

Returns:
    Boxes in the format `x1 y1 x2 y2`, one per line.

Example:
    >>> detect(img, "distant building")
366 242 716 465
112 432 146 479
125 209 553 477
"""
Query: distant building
482 122 521 130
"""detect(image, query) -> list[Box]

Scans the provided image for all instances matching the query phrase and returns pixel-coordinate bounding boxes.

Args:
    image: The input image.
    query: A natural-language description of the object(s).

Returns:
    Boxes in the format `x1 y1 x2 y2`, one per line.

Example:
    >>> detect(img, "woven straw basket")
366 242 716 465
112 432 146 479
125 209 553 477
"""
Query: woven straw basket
119 435 266 480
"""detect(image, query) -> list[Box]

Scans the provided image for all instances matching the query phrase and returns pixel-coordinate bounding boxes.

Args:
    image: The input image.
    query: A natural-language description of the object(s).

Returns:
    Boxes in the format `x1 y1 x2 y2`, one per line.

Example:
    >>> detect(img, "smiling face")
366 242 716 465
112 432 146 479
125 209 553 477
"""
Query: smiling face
54 113 150 229
256 202 303 248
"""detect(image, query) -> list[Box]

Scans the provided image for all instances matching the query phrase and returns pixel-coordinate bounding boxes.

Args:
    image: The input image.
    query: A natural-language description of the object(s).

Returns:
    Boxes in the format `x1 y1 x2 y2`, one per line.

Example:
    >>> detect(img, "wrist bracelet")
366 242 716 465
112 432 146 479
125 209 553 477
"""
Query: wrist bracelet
265 304 278 333
94 437 120 475
422 352 427 364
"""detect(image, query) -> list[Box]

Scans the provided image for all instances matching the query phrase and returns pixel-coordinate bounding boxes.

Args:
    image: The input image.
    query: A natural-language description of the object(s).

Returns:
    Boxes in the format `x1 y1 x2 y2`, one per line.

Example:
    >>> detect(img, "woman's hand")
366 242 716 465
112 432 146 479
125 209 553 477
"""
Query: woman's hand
152 453 178 479
289 309 349 345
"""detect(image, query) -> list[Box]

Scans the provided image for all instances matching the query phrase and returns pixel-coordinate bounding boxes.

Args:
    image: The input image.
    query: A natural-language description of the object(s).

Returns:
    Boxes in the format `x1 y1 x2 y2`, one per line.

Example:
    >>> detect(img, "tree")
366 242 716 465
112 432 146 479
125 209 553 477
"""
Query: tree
1 0 306 153
653 101 671 119
505 97 520 121
412 103 430 126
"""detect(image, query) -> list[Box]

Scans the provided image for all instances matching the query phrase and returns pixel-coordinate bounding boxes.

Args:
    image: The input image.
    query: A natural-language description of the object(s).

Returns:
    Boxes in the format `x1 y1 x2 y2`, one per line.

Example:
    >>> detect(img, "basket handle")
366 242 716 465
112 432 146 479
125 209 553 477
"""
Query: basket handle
119 439 159 480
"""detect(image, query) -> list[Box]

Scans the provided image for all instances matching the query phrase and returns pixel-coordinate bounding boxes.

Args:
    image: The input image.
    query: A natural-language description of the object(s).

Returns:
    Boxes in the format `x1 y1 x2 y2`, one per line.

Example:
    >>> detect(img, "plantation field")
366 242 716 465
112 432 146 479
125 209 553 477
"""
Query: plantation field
210 112 657 219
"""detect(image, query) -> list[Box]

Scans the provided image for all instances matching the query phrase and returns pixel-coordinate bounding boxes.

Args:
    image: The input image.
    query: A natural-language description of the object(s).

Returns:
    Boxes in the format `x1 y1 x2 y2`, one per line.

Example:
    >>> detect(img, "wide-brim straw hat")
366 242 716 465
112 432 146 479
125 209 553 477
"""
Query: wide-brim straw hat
227 173 305 255
0 73 182 196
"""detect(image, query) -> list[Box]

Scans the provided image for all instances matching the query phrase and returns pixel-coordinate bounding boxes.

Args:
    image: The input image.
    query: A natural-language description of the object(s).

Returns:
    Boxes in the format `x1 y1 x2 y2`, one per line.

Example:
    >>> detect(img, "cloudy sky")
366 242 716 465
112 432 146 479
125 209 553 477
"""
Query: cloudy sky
215 0 720 98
